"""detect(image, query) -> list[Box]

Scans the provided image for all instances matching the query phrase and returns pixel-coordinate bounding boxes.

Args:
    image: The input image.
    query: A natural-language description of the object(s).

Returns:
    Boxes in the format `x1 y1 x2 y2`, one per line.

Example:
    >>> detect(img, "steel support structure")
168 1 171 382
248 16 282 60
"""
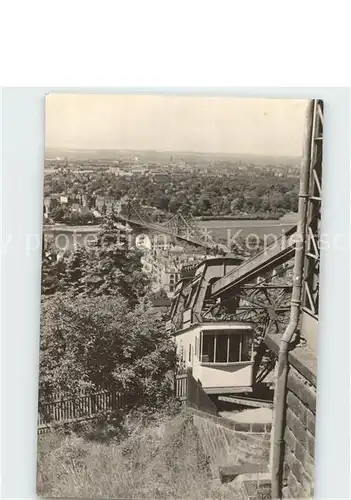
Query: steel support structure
301 99 323 321
201 262 294 384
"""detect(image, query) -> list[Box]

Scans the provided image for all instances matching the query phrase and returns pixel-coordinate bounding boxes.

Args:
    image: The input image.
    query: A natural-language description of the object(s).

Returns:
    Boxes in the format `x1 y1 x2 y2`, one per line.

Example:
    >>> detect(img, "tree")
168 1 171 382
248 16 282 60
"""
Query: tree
44 165 299 220
197 194 212 215
39 294 176 407
230 197 242 213
56 217 150 306
168 196 183 214
150 192 170 212
68 211 95 226
41 242 66 295
60 246 89 295
51 204 69 223
150 288 169 300
41 254 66 295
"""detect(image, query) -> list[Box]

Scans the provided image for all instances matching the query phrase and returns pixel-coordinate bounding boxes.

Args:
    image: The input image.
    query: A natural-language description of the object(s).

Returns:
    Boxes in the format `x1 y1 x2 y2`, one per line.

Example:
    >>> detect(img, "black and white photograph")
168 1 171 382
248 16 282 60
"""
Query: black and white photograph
37 94 323 499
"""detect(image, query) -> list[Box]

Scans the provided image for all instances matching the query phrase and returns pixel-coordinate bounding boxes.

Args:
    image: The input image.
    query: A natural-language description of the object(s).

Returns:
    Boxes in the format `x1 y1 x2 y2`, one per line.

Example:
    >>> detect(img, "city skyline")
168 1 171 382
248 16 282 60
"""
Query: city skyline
46 94 308 157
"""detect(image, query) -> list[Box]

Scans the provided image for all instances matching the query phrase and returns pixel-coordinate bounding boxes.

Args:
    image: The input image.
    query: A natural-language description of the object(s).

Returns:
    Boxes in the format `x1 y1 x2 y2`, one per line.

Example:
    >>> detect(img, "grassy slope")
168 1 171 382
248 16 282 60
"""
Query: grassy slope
37 411 240 499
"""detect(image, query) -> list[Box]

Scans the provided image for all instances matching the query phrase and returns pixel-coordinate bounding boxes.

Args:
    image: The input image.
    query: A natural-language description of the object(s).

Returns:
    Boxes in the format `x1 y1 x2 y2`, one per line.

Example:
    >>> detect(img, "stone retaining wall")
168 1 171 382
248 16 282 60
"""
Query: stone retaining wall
282 367 316 498
187 408 271 478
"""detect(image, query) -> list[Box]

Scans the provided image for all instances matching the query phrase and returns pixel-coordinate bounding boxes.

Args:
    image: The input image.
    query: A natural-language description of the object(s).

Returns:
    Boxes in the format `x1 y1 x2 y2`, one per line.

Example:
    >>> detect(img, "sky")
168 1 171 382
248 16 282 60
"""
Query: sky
46 94 309 157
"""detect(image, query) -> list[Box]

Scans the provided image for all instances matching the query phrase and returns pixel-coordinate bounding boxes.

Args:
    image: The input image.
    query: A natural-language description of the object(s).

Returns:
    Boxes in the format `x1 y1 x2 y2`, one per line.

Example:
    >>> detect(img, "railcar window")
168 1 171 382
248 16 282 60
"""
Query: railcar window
202 333 215 362
216 334 228 362
201 330 251 363
228 334 241 362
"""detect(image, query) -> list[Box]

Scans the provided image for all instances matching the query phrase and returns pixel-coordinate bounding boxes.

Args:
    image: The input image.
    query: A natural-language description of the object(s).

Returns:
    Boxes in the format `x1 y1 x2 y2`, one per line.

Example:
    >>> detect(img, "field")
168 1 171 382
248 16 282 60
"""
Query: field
197 219 295 242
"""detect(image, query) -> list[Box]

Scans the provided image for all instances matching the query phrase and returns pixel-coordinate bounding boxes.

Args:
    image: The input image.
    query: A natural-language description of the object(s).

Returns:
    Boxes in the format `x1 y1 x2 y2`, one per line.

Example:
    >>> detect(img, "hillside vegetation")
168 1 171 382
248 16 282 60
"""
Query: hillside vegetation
37 410 238 499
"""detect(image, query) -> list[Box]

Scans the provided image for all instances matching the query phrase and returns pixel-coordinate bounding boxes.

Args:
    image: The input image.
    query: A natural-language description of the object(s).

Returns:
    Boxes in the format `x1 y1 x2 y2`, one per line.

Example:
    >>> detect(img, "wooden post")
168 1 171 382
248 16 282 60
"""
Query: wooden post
111 385 116 411
187 369 191 405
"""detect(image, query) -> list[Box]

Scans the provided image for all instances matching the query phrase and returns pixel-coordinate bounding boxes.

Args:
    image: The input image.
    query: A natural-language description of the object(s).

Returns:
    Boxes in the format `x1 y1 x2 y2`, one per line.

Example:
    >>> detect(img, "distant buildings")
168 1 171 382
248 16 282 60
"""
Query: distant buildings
135 234 153 251
130 166 148 176
141 247 206 298
94 196 122 215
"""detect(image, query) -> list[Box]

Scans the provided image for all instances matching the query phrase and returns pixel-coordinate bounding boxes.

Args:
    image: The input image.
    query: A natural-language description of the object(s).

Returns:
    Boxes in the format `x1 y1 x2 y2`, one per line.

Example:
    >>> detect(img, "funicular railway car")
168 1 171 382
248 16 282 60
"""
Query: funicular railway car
175 321 255 394
169 257 258 396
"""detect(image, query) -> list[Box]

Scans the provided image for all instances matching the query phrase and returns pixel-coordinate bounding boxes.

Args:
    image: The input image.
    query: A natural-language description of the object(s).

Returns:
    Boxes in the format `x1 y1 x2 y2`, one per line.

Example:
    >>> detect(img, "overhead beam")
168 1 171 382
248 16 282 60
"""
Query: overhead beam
211 228 296 298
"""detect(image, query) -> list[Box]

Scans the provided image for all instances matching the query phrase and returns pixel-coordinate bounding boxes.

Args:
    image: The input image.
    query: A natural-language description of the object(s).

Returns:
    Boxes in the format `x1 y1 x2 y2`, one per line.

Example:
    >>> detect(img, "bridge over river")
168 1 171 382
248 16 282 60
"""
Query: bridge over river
43 215 297 251
43 216 296 252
